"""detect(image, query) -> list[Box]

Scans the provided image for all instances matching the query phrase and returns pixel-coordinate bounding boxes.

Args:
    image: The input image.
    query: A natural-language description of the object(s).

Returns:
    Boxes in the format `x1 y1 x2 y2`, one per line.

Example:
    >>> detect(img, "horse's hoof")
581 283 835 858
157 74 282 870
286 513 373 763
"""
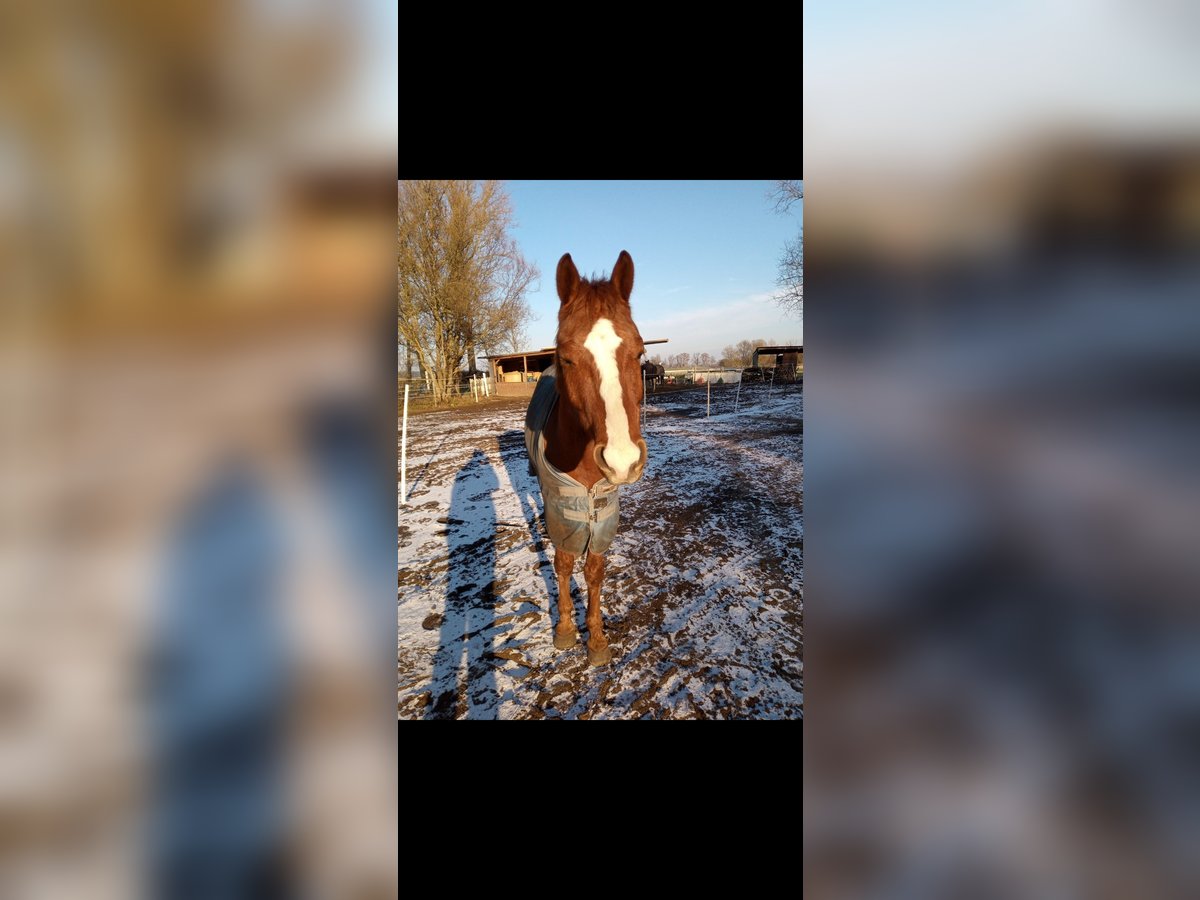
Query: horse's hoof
587 644 613 666
553 628 578 650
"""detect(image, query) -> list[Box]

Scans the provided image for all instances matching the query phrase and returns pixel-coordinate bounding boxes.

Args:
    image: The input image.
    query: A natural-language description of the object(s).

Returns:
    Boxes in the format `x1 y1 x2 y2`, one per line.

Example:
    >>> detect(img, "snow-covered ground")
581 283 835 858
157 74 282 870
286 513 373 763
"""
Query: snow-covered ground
398 382 803 719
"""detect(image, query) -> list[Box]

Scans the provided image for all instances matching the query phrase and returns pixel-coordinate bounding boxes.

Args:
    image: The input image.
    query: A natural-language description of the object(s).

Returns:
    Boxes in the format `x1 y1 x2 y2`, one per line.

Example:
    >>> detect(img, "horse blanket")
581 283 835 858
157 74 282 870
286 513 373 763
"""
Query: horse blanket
524 364 621 555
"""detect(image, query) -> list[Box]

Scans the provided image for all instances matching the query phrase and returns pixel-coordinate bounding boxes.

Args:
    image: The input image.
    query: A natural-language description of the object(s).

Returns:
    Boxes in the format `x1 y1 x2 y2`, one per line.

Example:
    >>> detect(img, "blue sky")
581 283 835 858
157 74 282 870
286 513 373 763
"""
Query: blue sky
349 0 396 146
504 181 802 360
805 0 1200 177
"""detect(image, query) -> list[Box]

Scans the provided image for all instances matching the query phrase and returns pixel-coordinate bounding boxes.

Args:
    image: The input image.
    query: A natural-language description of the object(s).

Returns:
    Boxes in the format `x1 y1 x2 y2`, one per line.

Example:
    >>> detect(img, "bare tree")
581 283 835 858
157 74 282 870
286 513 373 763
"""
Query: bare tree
397 181 538 403
770 180 803 318
720 338 769 368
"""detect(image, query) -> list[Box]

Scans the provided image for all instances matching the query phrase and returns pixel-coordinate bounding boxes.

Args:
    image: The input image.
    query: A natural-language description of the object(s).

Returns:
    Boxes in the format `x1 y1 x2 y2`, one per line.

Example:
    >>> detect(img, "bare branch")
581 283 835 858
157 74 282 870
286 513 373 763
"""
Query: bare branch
769 180 803 319
776 233 803 316
770 179 804 214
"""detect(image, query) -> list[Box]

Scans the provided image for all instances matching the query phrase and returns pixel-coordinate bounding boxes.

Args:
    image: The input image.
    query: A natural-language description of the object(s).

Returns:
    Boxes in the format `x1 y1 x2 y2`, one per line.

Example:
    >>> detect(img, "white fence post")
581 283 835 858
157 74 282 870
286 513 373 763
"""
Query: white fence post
400 384 410 505
707 380 711 417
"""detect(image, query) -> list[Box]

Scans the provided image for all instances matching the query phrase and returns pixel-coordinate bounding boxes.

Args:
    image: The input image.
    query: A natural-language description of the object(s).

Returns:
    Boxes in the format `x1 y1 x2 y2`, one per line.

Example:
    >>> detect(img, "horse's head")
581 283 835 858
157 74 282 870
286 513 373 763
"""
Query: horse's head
554 250 648 485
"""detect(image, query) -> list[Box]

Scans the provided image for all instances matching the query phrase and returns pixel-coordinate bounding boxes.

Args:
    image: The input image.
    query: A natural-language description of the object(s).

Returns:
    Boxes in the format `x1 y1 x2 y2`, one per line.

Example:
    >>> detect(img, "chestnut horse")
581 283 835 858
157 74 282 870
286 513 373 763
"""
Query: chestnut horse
524 251 648 665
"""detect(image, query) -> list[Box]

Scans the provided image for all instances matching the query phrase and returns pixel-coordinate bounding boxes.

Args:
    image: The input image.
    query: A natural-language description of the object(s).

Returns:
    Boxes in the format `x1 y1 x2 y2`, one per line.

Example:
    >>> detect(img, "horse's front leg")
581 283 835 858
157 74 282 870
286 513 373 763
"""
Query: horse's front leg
583 551 611 666
552 548 578 649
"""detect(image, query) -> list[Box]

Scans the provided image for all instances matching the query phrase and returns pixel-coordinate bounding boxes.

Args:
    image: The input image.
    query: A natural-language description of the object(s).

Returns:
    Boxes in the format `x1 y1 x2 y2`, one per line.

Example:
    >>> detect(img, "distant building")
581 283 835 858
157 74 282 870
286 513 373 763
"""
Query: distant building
482 348 556 397
743 345 803 383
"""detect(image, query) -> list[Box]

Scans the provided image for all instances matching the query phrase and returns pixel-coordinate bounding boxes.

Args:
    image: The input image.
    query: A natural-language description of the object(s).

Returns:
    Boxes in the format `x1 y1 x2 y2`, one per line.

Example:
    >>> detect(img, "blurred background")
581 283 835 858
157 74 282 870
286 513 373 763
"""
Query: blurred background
0 1 396 897
805 1 1200 898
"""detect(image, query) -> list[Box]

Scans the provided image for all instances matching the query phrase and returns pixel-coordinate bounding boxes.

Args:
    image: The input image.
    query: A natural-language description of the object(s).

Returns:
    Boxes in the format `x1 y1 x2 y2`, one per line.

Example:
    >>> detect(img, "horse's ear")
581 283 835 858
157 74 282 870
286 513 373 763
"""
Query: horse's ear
556 253 580 304
612 250 634 302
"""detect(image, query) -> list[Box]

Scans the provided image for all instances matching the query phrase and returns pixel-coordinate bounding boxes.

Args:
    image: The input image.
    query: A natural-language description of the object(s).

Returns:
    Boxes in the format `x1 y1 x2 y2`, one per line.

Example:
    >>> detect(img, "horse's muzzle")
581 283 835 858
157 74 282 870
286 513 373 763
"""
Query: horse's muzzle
594 439 647 485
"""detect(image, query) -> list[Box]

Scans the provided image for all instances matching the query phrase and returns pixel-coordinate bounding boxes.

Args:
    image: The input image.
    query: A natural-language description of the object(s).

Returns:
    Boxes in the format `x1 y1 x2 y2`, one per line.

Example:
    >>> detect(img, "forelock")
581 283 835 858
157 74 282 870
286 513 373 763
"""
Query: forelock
558 277 628 327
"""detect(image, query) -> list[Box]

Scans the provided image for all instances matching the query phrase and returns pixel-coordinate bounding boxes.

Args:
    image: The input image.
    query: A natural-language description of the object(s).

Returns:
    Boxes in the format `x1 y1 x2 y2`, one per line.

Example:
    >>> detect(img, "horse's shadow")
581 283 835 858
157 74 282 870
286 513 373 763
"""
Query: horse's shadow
497 430 578 633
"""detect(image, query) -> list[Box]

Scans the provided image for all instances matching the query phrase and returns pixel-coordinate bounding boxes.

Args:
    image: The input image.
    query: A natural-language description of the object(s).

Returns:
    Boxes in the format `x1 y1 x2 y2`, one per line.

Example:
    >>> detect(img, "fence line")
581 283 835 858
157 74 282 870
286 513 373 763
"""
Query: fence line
659 367 743 386
398 374 498 401
400 384 409 504
640 376 800 426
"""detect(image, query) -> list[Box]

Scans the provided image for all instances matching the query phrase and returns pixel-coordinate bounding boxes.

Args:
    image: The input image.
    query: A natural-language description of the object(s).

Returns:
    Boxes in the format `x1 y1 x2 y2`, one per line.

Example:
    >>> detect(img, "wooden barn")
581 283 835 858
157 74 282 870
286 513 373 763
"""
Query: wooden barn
483 348 557 397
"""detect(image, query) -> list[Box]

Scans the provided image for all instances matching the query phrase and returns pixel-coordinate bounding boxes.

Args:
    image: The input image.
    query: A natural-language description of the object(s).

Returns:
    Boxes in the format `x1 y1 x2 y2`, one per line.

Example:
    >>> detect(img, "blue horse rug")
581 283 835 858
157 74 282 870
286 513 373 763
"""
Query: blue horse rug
524 364 620 556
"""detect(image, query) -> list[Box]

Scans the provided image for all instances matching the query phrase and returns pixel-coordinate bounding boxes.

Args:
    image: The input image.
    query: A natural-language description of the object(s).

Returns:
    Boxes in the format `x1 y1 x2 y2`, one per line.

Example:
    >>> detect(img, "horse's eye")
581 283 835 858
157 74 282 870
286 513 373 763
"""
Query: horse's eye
560 357 573 366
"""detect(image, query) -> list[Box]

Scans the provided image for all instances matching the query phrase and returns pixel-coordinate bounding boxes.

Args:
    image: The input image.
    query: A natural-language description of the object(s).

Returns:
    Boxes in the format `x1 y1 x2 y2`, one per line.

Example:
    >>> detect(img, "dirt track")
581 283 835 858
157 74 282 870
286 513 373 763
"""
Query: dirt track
398 382 803 719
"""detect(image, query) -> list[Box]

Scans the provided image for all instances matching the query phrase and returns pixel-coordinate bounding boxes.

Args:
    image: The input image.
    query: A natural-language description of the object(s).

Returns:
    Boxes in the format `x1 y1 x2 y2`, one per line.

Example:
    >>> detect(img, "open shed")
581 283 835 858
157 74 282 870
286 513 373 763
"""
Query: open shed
743 345 804 383
483 348 556 397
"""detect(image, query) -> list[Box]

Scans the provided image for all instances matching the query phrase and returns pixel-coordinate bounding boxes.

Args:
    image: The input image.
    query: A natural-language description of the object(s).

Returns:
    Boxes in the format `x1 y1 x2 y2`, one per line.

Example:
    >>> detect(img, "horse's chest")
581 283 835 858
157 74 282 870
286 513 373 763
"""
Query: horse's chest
524 370 621 556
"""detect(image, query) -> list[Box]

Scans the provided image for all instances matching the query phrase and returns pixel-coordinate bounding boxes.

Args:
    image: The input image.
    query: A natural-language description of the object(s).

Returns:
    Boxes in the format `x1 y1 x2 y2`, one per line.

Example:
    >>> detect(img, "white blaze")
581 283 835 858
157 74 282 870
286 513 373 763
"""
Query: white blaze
583 318 639 476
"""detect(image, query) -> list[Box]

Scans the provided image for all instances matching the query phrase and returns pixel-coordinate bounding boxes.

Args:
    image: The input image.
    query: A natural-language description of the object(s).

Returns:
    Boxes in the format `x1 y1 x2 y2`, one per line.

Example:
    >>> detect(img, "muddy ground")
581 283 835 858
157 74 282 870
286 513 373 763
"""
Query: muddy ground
398 381 803 719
